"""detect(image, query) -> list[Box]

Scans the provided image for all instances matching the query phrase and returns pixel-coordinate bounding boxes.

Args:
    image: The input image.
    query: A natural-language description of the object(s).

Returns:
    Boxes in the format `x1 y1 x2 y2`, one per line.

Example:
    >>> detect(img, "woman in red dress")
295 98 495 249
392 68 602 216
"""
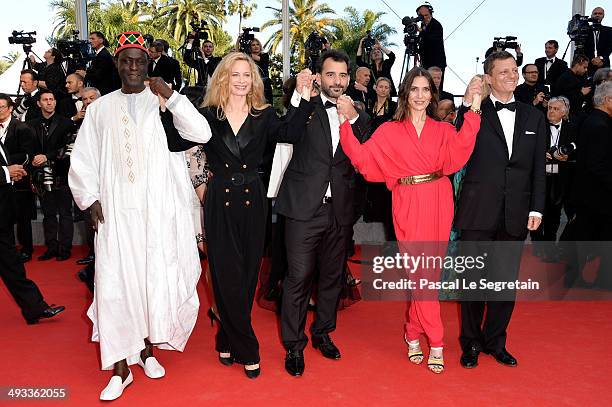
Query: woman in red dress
337 67 482 373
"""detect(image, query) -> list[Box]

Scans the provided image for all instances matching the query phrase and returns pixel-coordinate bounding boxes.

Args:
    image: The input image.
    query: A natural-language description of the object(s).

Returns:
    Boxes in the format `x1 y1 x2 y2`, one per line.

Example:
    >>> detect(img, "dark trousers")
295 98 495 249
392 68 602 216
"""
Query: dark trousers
281 202 352 351
14 190 35 254
1 217 48 322
40 186 73 254
459 223 524 353
530 174 563 251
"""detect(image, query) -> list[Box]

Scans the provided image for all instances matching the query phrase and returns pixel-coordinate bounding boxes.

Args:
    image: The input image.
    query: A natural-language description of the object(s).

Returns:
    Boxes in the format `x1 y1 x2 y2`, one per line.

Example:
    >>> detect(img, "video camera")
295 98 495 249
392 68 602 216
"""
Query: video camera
238 27 260 54
567 14 598 54
8 30 36 54
304 31 328 72
187 16 211 48
401 16 423 56
492 36 519 51
56 30 94 72
362 31 376 63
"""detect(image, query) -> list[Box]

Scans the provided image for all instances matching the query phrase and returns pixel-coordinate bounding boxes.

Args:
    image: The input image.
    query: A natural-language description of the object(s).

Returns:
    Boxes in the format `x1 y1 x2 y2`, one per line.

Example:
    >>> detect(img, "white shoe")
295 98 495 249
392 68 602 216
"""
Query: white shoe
100 370 133 401
137 356 165 379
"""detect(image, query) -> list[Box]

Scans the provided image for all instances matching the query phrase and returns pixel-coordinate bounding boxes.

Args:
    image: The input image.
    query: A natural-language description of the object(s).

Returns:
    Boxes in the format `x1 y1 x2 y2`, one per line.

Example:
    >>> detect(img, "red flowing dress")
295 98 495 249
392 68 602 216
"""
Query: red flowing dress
339 111 481 347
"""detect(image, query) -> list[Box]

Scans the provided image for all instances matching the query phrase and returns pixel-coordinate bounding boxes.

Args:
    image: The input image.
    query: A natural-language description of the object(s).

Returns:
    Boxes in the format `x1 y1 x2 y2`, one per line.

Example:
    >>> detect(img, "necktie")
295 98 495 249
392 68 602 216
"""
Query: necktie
495 101 516 112
324 101 336 109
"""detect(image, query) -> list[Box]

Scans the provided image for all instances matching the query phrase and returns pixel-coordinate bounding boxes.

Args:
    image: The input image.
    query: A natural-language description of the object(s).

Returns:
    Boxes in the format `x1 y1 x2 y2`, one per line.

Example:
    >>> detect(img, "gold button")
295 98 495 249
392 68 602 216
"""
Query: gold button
242 164 247 169
225 163 229 168
225 188 230 193
244 188 249 193
225 201 230 206
245 200 250 206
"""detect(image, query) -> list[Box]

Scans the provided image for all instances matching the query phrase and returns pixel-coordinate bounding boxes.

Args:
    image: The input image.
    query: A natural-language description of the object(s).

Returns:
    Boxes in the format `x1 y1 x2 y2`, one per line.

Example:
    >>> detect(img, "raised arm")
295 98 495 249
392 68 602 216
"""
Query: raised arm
442 110 481 174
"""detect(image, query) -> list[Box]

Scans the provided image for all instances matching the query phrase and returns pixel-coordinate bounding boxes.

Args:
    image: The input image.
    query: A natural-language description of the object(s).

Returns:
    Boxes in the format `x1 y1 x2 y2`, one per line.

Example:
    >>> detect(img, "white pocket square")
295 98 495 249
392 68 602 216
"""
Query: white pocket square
525 131 535 134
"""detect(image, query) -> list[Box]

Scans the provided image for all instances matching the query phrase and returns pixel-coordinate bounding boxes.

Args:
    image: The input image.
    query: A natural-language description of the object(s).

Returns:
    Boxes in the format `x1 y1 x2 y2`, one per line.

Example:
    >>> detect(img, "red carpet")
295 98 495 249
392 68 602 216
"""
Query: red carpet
1 246 611 406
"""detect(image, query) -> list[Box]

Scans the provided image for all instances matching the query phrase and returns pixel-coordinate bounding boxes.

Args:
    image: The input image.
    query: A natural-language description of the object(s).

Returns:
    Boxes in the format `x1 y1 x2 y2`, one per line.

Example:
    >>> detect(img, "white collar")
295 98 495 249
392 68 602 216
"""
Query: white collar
95 46 105 55
154 56 161 63
320 92 335 106
0 116 11 128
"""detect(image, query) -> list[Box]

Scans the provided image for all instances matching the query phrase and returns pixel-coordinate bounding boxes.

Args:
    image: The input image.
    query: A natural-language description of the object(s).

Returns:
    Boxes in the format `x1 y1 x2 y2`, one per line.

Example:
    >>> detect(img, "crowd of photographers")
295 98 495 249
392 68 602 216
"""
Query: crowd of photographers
0 3 611 292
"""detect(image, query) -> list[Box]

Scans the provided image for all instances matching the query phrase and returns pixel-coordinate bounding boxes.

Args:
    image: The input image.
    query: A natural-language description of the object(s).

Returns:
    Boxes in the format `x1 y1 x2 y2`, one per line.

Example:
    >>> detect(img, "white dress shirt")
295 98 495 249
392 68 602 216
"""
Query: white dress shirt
547 121 562 174
291 90 358 198
489 94 516 159
0 124 10 183
544 56 555 81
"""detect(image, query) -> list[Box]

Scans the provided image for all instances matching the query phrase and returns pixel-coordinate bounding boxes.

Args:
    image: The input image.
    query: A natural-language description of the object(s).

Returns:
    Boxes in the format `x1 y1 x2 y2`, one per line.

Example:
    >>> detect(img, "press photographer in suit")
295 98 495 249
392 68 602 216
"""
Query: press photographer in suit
183 38 222 87
455 51 546 369
80 31 119 95
417 3 446 86
13 70 42 122
0 94 36 262
29 89 75 262
534 40 568 94
585 7 612 75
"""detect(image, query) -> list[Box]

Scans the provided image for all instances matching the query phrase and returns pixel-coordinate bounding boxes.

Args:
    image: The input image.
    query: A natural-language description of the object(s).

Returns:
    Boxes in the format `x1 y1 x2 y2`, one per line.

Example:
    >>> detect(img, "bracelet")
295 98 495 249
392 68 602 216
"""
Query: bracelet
470 107 482 115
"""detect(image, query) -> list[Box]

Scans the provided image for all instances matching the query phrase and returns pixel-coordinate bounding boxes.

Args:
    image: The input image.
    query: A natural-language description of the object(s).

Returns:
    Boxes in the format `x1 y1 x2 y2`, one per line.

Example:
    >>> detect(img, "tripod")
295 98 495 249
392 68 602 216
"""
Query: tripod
399 45 420 85
16 45 42 95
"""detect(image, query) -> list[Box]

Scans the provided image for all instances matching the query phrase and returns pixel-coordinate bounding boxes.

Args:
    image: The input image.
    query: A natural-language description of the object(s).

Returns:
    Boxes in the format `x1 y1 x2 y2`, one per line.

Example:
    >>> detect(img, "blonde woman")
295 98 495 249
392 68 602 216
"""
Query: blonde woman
165 52 314 378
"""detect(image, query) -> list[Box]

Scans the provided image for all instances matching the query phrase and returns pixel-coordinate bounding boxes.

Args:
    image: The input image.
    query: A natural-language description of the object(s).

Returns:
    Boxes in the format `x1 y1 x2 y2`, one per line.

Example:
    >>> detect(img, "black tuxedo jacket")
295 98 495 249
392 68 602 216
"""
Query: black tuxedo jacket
29 114 75 181
546 120 577 204
184 50 222 86
534 57 568 92
57 95 81 120
3 118 36 190
0 140 18 227
585 25 612 73
148 55 182 91
275 96 370 226
553 70 587 116
419 17 446 69
573 109 612 216
455 98 546 237
86 48 120 95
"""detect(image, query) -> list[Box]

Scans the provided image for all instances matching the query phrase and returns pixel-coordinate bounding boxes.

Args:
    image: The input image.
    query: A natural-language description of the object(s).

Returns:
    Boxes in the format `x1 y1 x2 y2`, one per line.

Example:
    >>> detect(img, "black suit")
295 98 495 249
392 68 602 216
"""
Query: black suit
3 119 36 255
554 70 588 118
30 114 75 255
534 57 568 94
419 17 446 70
148 55 182 91
57 95 82 120
86 48 120 95
584 25 612 74
0 140 50 321
345 80 371 108
276 96 369 351
183 48 221 87
530 120 577 247
456 97 546 353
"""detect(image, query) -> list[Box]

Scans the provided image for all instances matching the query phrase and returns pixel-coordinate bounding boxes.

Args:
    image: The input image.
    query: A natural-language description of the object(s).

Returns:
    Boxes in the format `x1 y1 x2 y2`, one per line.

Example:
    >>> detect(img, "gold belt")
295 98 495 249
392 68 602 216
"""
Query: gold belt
397 170 443 185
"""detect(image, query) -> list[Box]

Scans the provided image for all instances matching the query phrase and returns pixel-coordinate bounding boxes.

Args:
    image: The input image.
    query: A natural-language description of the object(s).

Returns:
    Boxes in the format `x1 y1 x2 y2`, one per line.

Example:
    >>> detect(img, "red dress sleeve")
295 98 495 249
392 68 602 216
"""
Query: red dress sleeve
442 110 481 175
339 120 386 182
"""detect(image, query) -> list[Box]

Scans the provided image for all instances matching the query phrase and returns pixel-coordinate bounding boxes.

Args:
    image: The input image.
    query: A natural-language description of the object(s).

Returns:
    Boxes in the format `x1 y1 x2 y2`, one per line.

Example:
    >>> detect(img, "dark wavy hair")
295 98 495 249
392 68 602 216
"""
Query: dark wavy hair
394 67 439 122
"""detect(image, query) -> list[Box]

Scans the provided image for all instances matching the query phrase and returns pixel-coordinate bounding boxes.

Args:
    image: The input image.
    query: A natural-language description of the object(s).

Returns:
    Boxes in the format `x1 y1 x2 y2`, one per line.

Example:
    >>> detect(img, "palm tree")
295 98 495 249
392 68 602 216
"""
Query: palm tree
261 0 337 67
333 7 397 62
158 0 226 44
3 51 22 65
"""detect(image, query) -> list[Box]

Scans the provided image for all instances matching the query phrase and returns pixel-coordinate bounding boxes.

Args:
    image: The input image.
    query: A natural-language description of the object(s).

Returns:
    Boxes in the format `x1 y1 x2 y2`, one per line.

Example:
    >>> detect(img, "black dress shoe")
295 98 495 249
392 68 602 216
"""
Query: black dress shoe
484 348 517 367
218 353 233 366
312 334 341 360
460 346 480 369
56 252 71 261
18 252 32 263
26 305 66 325
285 350 305 376
244 366 260 379
38 250 58 261
76 255 95 265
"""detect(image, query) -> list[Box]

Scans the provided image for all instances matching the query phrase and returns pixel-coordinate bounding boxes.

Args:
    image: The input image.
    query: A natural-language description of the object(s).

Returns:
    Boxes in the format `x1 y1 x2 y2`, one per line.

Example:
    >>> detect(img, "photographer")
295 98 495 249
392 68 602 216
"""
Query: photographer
13 70 42 122
156 38 183 90
416 3 447 85
29 48 66 97
530 96 577 262
357 37 397 97
554 54 591 117
248 38 273 103
29 89 75 261
515 64 549 114
585 7 612 75
57 73 84 121
534 40 568 94
183 38 221 87
148 41 182 91
79 32 119 95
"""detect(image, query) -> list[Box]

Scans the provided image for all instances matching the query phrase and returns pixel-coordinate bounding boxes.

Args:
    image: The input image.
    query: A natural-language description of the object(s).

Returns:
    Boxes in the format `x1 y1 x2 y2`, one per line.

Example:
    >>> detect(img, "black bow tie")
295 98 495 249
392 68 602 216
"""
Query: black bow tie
551 123 560 129
495 101 516 112
324 101 336 109
547 59 554 63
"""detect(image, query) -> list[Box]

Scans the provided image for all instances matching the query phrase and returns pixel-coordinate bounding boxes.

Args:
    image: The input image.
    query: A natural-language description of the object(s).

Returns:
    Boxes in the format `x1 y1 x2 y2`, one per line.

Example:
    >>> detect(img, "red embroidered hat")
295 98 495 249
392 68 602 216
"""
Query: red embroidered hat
114 31 148 56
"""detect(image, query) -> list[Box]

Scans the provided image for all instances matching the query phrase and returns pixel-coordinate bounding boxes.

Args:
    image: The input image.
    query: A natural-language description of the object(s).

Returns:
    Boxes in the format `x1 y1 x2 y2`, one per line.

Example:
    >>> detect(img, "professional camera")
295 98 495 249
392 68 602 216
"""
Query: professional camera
56 30 94 72
548 143 576 158
567 14 598 54
304 31 327 72
8 30 36 45
186 16 211 49
492 36 518 50
401 15 423 56
362 31 376 61
32 163 55 194
238 27 260 54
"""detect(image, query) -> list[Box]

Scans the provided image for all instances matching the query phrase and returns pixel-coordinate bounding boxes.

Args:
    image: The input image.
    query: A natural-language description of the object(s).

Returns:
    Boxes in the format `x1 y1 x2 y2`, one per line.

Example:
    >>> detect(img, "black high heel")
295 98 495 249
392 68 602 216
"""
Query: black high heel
207 308 220 327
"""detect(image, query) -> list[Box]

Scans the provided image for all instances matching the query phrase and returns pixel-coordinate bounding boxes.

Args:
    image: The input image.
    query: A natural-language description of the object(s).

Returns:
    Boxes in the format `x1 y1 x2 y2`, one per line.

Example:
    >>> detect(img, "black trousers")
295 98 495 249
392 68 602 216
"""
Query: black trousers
281 202 352 351
40 186 73 254
14 190 35 254
1 220 48 321
530 174 563 244
459 224 524 353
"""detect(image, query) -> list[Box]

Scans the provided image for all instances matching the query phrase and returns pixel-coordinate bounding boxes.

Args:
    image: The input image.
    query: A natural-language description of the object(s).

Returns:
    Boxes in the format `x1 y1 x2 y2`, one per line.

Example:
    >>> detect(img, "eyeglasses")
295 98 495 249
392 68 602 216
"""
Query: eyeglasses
0 105 9 111
524 71 538 74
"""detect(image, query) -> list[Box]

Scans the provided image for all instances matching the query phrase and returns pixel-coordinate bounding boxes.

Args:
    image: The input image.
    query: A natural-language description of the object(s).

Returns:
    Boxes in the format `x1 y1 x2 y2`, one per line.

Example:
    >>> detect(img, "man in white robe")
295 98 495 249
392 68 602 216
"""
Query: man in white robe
68 31 211 401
